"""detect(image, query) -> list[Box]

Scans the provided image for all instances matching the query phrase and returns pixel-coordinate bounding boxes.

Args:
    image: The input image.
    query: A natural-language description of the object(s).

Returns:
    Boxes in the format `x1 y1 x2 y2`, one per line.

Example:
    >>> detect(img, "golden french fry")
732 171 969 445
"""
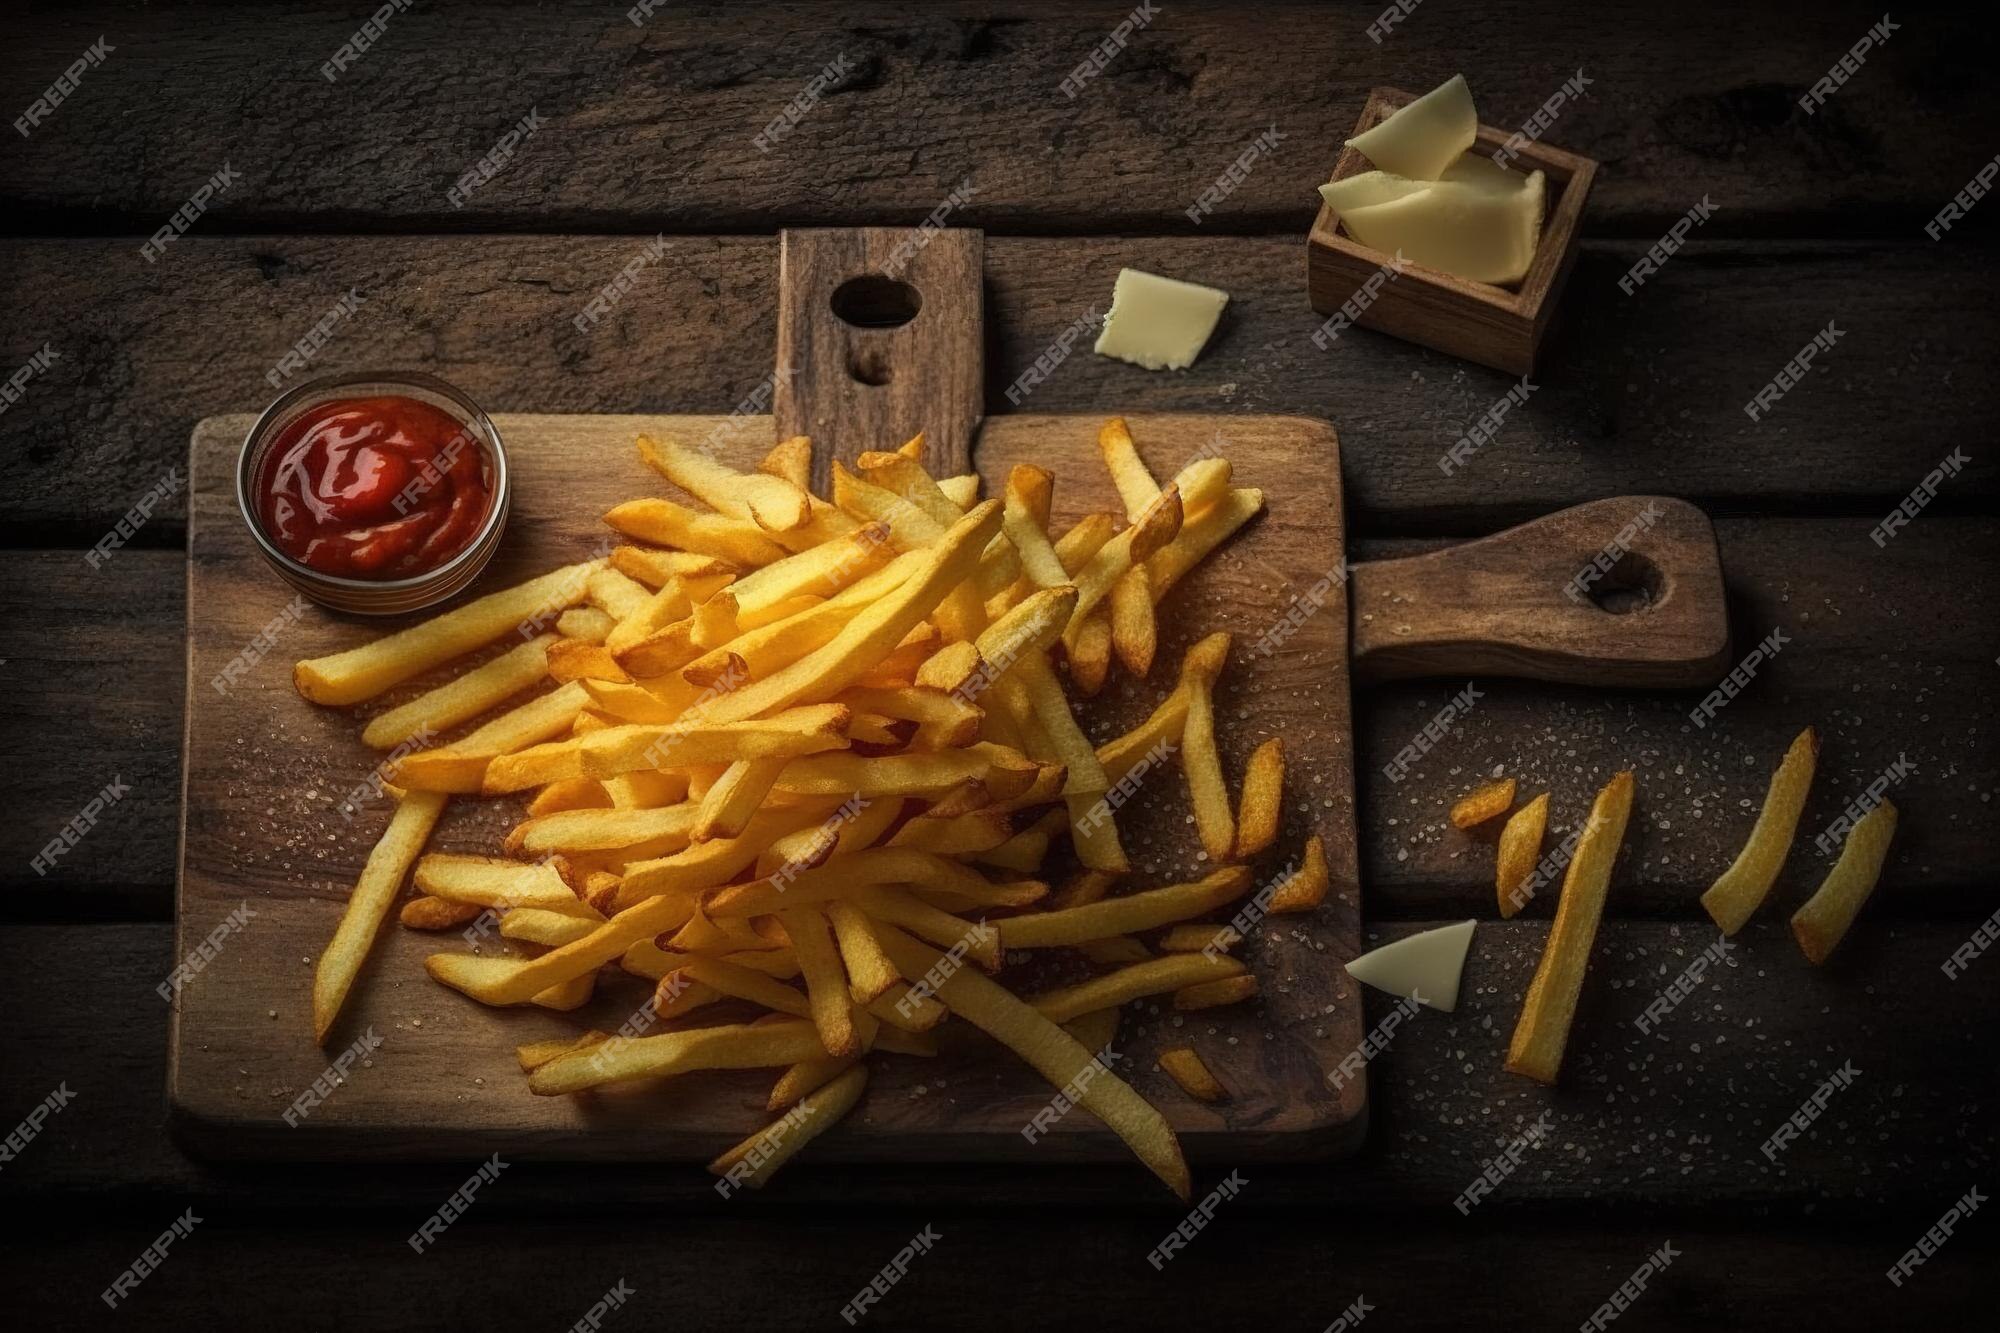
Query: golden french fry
1157 924 1238 953
1098 417 1162 520
1173 974 1259 1011
1178 636 1236 863
295 562 601 706
1109 565 1157 676
428 886 699 1007
693 758 788 842
758 435 814 491
516 1030 609 1072
777 907 857 1056
414 853 592 915
585 568 655 621
1002 866 1251 949
1505 770 1635 1085
638 433 812 533
826 900 900 1004
768 1054 859 1112
1496 792 1549 918
874 924 1190 1199
1069 609 1113 696
1151 488 1263 601
1078 936 1152 967
528 1019 828 1095
361 635 555 751
505 805 696 859
398 895 482 930
618 801 846 906
1701 728 1819 936
1157 1047 1226 1102
1451 777 1517 830
1233 738 1284 858
604 496 791 566
1049 869 1119 911
384 682 592 793
1002 466 1069 589
314 791 447 1044
1791 800 1897 964
852 887 1001 971
710 1065 868 1190
609 546 739 590
1267 835 1330 914
499 908 601 947
526 777 611 816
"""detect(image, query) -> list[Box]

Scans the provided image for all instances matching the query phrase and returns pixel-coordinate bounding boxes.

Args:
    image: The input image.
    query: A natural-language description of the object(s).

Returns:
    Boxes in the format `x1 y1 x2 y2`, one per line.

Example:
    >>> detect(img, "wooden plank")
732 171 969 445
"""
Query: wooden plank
2 236 1991 540
173 409 1366 1164
3 2 1988 235
6 920 1994 1214
6 515 1994 913
13 1212 1982 1331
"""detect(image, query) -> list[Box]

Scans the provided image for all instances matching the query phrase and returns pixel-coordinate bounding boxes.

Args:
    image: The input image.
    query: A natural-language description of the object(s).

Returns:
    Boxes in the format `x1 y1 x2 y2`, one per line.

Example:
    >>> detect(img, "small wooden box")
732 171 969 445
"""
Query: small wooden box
1306 86 1598 376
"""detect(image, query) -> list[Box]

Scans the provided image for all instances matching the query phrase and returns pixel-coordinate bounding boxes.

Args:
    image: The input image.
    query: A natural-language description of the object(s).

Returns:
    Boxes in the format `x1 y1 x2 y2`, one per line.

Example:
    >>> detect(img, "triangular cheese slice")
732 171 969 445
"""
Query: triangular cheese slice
1344 919 1476 1012
1319 170 1431 215
1344 74 1477 180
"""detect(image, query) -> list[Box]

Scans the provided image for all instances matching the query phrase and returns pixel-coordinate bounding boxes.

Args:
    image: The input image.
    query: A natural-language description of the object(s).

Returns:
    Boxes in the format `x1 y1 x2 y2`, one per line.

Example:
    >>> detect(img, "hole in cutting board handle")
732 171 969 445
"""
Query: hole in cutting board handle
830 275 922 329
1583 550 1665 616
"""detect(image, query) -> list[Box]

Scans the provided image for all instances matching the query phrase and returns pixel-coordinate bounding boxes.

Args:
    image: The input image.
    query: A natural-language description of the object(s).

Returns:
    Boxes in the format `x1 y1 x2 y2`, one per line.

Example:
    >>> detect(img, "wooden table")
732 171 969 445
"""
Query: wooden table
2 3 1991 1328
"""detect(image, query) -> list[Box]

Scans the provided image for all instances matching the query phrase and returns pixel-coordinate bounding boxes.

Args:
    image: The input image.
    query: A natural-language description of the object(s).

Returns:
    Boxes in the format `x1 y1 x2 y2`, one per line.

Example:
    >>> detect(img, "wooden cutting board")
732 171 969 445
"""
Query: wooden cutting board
171 229 1729 1165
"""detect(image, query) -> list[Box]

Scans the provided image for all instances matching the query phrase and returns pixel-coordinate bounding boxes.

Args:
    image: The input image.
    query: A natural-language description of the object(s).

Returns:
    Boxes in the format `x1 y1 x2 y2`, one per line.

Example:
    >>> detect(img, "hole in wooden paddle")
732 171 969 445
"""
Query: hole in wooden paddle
1586 551 1663 615
830 275 921 329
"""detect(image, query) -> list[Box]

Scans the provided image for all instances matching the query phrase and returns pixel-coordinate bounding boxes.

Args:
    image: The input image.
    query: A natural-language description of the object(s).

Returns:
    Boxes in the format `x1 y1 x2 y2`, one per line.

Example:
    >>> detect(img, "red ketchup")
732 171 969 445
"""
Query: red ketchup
255 395 493 579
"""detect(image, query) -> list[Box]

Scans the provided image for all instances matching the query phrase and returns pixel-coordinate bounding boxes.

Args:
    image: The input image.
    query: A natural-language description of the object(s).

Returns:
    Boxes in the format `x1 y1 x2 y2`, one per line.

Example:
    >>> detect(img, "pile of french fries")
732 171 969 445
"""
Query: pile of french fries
294 420 1333 1198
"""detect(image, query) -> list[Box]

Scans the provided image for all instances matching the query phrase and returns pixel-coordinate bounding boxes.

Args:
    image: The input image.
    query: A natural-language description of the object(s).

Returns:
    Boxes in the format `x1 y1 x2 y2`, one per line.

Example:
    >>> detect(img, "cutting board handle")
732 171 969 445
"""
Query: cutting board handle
1349 496 1732 688
774 227 985 493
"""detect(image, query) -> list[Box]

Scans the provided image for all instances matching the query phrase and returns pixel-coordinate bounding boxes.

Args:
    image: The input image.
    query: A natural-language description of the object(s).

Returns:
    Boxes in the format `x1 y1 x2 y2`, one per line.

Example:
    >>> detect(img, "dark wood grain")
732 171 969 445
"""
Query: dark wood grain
775 227 985 484
173 408 1366 1164
8 919 1993 1213
3 2 1990 237
11 1210 1981 1333
3 236 1992 542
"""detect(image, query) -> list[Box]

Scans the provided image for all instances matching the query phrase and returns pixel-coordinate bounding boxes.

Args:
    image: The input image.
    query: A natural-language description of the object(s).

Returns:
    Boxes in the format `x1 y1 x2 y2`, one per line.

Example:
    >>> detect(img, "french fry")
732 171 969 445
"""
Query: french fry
1158 924 1239 953
1002 466 1070 589
1151 488 1264 601
1049 868 1119 911
1496 792 1549 919
505 805 696 859
585 568 655 622
1233 738 1284 859
526 777 611 816
499 908 601 947
709 1065 868 1190
1079 936 1152 967
777 907 858 1056
618 801 846 905
314 791 447 1044
609 546 739 590
516 1030 609 1073
1178 634 1236 862
1791 800 1897 964
414 853 593 915
295 562 602 706
1505 771 1635 1085
1109 565 1157 676
1002 866 1251 948
1451 777 1516 830
1069 609 1113 696
1097 417 1162 520
1173 974 1259 1011
758 435 814 491
875 925 1190 1199
694 758 788 842
938 474 980 510
361 636 555 750
1029 954 1246 1024
427 887 700 1007
1157 1047 1227 1102
1700 728 1818 936
768 1054 859 1112
638 433 812 533
399 895 482 930
1267 835 1330 914
383 682 592 793
528 1019 829 1095
1062 486 1184 651
851 887 1001 970
604 496 791 566
826 900 900 1004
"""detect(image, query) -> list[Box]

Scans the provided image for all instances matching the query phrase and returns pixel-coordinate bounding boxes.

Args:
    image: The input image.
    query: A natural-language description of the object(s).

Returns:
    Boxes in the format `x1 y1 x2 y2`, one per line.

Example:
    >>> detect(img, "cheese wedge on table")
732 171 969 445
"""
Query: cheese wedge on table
1344 919 1476 1012
1344 73 1477 180
1093 268 1229 371
1340 170 1546 286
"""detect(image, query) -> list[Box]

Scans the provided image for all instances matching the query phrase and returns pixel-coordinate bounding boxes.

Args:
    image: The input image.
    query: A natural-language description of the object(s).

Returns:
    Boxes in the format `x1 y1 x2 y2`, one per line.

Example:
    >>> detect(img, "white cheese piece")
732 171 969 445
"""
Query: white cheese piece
1318 170 1430 215
1339 169 1546 286
1344 919 1476 1012
1345 73 1478 181
1439 152 1528 193
1093 268 1229 371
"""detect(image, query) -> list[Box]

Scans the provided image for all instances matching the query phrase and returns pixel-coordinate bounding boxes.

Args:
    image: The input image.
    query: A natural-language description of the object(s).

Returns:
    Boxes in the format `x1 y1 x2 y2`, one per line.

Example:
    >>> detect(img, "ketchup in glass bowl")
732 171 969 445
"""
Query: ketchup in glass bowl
238 372 510 614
